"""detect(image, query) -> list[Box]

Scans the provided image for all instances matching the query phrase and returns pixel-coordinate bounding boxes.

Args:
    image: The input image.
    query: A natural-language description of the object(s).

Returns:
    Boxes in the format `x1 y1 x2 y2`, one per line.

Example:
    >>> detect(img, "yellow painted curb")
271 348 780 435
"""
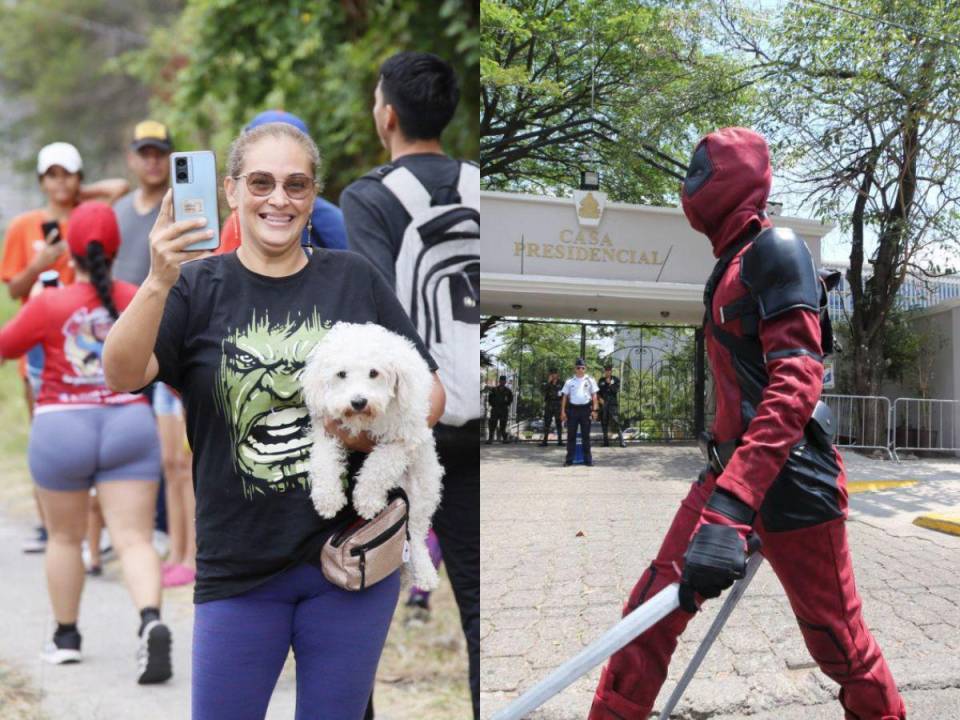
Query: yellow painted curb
847 480 918 495
913 514 960 537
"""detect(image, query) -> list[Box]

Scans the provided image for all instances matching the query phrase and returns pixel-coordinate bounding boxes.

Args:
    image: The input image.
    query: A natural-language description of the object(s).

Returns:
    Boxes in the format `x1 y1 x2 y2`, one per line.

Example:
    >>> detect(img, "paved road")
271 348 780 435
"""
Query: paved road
0 514 303 719
480 444 960 719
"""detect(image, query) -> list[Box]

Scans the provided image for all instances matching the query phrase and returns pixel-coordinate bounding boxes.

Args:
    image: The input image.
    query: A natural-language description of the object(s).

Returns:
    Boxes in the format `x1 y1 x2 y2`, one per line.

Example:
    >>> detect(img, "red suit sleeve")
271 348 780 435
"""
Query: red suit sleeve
716 307 823 510
0 294 47 359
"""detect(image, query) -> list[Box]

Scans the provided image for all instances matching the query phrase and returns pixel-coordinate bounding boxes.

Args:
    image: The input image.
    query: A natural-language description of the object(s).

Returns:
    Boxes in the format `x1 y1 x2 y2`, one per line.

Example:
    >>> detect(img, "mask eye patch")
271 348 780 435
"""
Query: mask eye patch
683 142 713 197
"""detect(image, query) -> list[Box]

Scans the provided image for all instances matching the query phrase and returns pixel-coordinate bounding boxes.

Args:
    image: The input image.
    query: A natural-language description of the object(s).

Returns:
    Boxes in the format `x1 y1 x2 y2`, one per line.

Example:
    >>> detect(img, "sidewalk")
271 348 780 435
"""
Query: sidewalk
0 512 302 719
0 510 469 720
480 444 960 719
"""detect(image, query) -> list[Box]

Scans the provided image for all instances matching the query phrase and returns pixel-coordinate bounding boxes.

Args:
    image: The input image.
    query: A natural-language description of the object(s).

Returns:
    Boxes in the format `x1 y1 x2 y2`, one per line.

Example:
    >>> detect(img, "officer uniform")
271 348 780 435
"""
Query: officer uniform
597 366 626 447
560 359 599 466
486 377 513 444
540 369 564 446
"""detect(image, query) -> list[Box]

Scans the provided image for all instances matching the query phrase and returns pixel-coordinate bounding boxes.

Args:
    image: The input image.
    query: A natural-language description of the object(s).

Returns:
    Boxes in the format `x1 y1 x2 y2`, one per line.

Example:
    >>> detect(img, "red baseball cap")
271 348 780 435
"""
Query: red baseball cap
67 202 121 259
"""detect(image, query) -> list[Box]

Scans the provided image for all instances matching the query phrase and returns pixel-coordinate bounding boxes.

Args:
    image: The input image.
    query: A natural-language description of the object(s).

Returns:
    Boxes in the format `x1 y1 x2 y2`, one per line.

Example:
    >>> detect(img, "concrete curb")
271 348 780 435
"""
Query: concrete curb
913 513 960 537
847 479 918 494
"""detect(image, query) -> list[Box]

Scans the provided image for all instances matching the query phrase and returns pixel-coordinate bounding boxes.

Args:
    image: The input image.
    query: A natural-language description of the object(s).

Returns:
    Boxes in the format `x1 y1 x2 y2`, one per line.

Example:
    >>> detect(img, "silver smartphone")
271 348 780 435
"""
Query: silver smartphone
170 150 220 251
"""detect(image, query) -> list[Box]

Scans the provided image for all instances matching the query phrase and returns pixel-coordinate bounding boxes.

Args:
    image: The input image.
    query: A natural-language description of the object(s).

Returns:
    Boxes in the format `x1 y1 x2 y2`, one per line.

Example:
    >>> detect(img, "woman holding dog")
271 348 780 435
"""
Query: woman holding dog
103 122 444 720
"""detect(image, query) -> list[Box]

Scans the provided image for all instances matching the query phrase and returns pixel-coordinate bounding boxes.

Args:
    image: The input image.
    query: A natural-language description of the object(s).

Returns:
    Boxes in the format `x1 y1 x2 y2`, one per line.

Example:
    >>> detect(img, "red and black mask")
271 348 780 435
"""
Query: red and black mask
680 127 773 257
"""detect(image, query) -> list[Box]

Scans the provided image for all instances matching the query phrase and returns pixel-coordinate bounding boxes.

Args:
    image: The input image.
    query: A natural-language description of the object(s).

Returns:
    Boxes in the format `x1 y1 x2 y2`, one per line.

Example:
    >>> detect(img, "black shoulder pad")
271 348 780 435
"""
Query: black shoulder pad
740 227 820 319
360 164 397 182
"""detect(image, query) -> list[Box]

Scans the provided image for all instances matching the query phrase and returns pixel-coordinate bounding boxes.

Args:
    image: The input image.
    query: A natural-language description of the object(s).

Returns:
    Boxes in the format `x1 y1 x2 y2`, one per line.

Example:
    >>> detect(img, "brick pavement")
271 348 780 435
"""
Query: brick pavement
480 445 960 719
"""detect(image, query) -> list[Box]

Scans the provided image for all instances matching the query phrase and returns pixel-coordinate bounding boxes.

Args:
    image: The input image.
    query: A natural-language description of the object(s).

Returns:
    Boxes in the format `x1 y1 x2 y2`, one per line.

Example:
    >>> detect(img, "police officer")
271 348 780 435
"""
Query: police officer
560 358 599 466
485 375 513 445
539 367 563 447
597 362 626 448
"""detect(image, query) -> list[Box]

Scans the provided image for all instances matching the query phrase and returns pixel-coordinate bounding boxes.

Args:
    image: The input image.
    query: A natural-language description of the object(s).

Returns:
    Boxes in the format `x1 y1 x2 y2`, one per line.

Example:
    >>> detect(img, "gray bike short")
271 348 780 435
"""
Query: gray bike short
29 403 162 491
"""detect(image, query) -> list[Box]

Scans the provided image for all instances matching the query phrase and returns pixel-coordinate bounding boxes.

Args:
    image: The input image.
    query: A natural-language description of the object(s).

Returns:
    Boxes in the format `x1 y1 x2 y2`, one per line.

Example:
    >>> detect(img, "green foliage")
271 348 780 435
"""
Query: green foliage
0 0 181 176
721 0 960 394
121 0 479 198
481 0 756 204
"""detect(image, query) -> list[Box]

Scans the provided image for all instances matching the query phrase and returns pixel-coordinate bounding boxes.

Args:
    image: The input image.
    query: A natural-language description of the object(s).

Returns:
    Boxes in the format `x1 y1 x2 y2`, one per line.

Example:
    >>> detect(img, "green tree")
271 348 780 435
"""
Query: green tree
481 0 756 203
122 0 478 198
484 321 606 420
720 0 960 398
0 0 182 176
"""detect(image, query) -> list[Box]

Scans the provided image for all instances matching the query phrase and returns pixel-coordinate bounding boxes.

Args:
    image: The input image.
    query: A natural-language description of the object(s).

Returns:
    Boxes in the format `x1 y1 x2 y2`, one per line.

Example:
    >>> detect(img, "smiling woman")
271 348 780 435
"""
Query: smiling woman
101 122 445 720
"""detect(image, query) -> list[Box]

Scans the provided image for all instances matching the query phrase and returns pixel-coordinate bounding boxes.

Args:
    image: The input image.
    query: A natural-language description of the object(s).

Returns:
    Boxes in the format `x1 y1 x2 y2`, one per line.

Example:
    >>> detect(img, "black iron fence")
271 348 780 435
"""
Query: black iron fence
481 318 710 442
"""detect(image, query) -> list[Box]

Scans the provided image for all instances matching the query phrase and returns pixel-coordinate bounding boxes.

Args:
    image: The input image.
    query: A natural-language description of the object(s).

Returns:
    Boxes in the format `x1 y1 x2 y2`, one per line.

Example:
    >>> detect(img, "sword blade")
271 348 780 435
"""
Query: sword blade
491 584 681 720
658 553 764 718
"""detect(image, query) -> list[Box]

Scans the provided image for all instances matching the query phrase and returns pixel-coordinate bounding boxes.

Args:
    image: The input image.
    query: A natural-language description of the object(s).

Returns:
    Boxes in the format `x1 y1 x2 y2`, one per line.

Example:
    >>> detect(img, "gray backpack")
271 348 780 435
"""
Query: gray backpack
375 161 480 426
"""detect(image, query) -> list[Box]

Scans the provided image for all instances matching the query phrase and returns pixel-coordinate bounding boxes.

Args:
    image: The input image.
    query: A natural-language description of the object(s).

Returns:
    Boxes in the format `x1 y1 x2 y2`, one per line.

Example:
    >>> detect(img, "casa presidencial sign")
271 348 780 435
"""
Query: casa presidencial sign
480 191 832 322
482 190 717 285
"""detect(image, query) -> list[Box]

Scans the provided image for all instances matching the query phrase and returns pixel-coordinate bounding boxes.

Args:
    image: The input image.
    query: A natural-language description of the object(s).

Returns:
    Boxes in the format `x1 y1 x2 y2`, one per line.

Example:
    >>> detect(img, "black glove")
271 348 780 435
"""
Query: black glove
678 523 749 613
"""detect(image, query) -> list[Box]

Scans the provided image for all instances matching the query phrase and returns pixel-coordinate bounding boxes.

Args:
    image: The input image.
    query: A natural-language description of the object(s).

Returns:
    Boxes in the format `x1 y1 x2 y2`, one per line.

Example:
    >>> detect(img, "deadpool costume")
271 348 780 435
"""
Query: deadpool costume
588 128 906 720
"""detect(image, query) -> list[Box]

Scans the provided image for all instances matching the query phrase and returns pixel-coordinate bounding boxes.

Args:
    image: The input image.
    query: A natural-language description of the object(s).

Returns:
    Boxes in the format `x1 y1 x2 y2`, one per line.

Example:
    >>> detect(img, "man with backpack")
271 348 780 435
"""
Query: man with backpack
588 128 905 720
341 51 480 719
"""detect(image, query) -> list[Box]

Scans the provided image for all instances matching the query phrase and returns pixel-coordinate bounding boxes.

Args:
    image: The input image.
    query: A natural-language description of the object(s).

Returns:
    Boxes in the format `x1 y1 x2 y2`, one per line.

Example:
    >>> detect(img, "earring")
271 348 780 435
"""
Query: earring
306 216 313 244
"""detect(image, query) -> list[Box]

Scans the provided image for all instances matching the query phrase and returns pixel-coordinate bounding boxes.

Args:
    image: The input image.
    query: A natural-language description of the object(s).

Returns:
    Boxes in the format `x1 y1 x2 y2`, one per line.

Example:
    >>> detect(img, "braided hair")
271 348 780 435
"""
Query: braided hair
73 241 118 319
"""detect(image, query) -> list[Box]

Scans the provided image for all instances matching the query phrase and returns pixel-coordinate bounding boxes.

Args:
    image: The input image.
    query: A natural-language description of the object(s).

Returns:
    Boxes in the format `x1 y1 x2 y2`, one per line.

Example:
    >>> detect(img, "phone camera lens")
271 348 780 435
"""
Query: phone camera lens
176 172 188 182
175 158 187 167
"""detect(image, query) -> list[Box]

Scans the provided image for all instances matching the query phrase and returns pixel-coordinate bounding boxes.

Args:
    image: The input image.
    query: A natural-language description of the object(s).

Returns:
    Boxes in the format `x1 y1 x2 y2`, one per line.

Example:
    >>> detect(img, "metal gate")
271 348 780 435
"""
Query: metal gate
481 318 707 443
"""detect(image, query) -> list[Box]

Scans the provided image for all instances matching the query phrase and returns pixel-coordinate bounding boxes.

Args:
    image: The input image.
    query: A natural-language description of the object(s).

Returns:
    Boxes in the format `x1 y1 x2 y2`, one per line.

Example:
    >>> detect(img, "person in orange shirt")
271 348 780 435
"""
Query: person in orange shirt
1 141 128 554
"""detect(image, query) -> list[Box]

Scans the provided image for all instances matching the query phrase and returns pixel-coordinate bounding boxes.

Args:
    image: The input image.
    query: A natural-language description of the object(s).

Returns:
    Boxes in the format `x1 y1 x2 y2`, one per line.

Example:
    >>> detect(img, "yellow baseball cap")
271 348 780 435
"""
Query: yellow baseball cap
131 120 172 152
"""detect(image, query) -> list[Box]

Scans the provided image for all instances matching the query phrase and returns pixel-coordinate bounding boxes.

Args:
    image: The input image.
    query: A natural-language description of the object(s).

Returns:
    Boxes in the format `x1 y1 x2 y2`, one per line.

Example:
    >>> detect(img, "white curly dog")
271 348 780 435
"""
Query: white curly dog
301 322 444 590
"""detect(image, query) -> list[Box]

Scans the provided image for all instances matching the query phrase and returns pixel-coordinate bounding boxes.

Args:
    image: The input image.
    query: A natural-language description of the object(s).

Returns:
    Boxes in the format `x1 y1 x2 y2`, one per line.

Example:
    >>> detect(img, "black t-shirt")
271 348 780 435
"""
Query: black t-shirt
339 153 465 291
598 376 621 404
487 386 513 411
153 250 437 603
543 379 563 408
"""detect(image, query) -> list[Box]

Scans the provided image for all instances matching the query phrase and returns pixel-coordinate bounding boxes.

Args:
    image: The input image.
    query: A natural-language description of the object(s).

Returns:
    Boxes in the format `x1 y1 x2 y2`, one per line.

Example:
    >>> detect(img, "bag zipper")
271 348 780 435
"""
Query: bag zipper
349 514 408 556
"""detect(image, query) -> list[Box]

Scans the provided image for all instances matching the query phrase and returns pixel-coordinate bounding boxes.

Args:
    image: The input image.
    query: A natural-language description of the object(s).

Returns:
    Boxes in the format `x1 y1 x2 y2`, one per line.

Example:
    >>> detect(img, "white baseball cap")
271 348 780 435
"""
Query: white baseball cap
37 142 83 175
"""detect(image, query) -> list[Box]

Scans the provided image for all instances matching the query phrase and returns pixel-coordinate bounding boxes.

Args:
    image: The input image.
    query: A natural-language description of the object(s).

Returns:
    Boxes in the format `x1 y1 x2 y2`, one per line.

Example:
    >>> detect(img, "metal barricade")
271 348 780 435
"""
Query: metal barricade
891 398 960 461
821 394 894 460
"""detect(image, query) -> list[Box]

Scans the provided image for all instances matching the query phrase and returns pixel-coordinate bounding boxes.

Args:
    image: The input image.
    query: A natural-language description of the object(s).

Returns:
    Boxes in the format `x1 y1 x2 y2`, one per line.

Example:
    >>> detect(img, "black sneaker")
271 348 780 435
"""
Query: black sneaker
42 628 82 665
137 620 172 684
563 461 573 466
22 526 47 554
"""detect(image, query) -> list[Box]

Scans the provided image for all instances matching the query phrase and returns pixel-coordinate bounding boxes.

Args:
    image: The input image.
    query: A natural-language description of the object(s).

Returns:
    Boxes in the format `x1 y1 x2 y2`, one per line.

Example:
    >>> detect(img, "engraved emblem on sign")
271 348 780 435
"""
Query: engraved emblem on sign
183 198 204 214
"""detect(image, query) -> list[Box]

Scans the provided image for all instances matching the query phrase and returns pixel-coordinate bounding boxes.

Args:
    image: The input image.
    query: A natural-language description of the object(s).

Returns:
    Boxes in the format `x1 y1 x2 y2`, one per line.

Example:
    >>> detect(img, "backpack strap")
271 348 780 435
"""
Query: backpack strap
381 166 433 217
361 164 397 182
457 162 480 209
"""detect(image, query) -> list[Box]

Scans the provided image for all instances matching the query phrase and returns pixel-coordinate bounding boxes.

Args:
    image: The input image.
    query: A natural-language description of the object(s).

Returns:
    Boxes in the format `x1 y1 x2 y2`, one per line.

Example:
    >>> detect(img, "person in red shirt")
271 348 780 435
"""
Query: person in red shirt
1 142 128 555
0 202 171 684
588 129 905 720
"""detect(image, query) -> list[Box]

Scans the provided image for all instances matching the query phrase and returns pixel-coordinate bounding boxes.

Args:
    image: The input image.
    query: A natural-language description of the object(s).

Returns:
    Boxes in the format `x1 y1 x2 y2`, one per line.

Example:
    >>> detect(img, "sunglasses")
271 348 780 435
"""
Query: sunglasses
234 171 317 200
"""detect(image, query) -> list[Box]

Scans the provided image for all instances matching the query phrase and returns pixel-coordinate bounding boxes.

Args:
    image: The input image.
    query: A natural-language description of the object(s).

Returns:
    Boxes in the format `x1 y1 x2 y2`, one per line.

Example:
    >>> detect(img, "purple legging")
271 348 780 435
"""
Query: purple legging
192 562 400 720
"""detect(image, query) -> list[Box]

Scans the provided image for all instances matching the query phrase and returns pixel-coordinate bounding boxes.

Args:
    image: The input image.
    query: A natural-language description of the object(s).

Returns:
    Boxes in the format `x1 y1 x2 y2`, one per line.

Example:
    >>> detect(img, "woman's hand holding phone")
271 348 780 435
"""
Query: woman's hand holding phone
146 190 215 291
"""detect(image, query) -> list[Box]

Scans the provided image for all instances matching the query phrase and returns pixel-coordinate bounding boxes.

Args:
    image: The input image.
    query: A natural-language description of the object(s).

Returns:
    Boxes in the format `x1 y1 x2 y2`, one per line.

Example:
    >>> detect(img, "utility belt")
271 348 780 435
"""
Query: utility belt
698 400 836 476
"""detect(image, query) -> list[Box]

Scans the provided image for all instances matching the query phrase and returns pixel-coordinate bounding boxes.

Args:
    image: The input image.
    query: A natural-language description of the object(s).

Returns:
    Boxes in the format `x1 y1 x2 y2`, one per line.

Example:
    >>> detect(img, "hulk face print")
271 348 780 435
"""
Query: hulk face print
216 310 330 498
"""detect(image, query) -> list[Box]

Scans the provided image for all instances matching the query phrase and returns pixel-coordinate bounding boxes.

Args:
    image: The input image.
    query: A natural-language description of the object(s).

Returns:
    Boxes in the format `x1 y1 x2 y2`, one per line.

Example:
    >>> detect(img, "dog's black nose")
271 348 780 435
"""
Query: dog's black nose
351 397 368 411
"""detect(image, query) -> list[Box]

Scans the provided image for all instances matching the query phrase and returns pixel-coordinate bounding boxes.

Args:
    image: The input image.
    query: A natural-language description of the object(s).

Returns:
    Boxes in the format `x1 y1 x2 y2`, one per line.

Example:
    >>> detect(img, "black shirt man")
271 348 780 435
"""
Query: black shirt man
340 51 480 717
598 363 626 447
540 368 564 446
486 376 513 444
